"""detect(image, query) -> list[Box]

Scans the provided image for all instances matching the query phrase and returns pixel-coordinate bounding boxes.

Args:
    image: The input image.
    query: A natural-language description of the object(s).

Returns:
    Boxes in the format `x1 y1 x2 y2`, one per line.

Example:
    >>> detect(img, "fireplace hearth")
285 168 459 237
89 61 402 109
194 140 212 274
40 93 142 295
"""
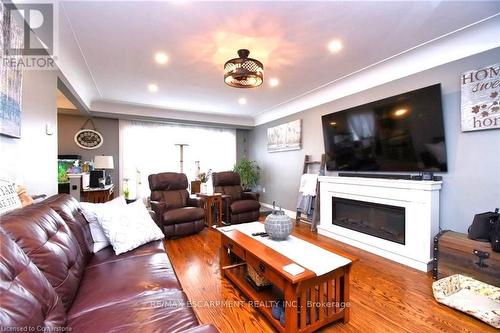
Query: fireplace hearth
332 197 405 244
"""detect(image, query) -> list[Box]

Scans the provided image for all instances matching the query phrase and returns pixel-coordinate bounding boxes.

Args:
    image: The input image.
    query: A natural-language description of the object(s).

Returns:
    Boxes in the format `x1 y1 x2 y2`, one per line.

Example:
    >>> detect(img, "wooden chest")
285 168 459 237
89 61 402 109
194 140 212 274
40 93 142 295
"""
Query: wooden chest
434 230 500 286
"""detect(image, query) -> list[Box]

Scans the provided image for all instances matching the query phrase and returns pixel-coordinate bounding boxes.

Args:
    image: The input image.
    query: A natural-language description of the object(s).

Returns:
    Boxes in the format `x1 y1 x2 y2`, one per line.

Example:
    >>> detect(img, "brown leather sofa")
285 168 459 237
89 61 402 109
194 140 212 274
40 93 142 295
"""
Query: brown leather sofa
212 171 260 224
0 194 218 333
149 172 206 238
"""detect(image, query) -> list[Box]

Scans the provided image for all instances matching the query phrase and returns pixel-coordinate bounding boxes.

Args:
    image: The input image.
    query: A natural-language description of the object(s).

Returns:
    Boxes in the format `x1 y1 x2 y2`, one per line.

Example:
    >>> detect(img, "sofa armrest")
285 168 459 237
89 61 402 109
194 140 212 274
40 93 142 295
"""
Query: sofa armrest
187 197 205 208
150 201 167 226
180 324 220 333
220 194 231 202
241 191 260 201
220 195 232 208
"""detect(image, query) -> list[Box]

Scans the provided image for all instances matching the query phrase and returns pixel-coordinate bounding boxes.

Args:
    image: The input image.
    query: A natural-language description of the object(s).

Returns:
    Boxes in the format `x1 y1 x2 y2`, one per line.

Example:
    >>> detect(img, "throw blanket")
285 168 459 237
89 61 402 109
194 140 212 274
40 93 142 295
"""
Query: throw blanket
220 222 351 276
298 174 318 196
297 193 315 219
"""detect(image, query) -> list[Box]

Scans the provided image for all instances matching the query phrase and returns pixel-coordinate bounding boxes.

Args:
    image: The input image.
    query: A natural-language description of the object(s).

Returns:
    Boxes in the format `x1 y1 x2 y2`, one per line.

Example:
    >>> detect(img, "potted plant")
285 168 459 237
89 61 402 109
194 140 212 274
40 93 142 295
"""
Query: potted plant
197 169 212 193
233 158 260 191
123 178 130 199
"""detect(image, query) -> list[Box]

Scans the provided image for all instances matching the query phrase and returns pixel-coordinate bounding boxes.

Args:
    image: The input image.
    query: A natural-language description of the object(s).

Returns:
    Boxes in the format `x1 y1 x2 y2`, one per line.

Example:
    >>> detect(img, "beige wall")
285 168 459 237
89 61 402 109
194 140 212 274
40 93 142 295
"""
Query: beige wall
248 47 500 233
1 70 59 196
57 114 120 186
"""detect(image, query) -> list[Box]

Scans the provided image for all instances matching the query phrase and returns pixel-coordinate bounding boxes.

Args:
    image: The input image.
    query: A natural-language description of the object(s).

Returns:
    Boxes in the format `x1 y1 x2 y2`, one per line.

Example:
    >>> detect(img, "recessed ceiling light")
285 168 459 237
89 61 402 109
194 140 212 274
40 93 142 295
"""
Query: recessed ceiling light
148 83 159 92
238 97 247 105
394 108 408 117
269 78 279 87
154 52 169 65
328 39 343 53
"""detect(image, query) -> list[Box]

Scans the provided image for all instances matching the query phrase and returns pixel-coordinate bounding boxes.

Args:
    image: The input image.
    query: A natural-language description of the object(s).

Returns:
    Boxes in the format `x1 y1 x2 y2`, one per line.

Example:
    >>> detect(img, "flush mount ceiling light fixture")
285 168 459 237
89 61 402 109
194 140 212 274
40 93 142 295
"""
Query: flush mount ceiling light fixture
224 49 264 88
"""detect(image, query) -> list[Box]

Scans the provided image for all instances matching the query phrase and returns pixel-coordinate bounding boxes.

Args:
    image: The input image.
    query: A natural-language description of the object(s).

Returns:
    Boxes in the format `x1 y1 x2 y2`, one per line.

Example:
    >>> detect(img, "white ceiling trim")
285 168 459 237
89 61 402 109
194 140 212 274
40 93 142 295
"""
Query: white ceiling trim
55 1 101 109
60 2 103 100
91 100 254 128
254 14 500 126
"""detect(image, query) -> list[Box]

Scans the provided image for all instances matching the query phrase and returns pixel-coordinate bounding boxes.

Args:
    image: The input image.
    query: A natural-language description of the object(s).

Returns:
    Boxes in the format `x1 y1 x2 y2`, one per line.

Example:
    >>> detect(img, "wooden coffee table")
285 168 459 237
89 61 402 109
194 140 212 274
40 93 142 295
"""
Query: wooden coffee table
218 225 356 333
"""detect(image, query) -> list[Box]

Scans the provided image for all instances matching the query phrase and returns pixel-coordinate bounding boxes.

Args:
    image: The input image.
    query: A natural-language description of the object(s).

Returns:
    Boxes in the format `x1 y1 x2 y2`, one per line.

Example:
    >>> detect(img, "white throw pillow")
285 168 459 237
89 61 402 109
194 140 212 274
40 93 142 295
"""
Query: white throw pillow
80 196 127 252
98 199 164 255
0 179 22 216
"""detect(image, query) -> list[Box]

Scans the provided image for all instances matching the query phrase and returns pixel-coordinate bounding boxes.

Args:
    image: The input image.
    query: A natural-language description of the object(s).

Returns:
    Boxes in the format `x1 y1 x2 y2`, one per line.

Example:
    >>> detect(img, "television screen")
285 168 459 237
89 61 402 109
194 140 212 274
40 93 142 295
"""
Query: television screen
322 84 447 172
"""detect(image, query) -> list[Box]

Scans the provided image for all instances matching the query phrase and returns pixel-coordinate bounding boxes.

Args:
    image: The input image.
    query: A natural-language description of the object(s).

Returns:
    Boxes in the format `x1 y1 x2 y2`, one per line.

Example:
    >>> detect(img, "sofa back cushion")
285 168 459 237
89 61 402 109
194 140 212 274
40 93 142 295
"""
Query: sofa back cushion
149 172 189 209
212 172 243 202
0 230 66 330
43 194 93 263
0 204 85 311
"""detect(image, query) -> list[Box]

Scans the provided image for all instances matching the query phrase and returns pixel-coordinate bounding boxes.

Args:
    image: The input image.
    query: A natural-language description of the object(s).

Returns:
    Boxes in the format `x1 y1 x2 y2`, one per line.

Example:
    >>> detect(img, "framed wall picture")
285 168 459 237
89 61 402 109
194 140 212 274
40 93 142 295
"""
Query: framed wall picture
0 3 24 138
461 63 500 132
267 119 302 152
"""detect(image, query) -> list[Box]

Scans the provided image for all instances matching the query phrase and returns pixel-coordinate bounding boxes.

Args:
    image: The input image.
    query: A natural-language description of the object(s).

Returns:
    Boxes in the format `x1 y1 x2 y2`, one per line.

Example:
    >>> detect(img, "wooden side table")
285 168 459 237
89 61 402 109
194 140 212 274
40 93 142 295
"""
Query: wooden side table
190 180 201 194
197 193 222 227
81 184 115 203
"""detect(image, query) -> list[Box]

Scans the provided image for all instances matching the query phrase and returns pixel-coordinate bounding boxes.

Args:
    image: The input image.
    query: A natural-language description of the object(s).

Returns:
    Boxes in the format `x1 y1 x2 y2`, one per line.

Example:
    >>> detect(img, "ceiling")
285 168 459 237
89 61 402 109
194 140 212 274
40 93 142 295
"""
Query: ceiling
58 1 500 122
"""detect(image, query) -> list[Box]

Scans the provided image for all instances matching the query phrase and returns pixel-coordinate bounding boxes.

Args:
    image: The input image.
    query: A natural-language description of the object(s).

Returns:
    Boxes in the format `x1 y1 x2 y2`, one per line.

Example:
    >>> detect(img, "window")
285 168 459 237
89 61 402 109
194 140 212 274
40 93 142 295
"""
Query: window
119 119 236 198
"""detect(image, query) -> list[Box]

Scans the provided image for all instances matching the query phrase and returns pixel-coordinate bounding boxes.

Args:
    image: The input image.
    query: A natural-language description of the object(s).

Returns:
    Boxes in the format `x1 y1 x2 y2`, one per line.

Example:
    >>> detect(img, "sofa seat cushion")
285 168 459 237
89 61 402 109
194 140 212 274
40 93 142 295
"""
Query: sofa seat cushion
86 241 166 268
68 290 199 333
230 200 260 214
163 207 205 225
69 250 182 316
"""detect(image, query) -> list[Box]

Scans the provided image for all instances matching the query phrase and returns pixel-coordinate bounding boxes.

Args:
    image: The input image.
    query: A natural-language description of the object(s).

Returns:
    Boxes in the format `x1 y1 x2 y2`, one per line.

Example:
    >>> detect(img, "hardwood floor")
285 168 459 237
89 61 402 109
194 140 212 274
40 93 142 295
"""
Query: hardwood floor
164 222 496 333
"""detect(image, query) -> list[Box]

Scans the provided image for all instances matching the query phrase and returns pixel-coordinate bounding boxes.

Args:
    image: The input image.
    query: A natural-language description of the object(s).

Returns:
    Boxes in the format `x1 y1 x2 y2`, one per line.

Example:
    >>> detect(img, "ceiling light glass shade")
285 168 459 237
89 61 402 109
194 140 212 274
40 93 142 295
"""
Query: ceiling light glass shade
224 49 264 88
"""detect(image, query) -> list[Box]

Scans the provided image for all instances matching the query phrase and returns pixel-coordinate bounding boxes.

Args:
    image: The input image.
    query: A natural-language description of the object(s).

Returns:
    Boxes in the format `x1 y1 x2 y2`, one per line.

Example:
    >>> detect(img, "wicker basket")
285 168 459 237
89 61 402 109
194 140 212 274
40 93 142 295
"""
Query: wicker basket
247 265 271 287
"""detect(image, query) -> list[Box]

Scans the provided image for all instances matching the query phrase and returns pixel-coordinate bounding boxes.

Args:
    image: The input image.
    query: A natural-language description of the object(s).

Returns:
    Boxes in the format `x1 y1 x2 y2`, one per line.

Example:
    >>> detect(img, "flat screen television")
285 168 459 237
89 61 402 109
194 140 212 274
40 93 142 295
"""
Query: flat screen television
322 84 447 172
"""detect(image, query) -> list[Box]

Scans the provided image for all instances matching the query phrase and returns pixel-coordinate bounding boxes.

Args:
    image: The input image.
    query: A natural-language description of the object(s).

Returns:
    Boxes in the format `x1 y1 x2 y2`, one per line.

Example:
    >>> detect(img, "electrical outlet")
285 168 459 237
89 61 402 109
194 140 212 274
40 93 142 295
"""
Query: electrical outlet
262 187 266 193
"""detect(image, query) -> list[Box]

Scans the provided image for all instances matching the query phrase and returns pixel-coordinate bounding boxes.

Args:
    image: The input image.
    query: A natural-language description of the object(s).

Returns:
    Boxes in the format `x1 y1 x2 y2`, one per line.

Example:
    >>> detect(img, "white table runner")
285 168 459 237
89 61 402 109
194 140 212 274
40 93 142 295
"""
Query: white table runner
219 222 351 276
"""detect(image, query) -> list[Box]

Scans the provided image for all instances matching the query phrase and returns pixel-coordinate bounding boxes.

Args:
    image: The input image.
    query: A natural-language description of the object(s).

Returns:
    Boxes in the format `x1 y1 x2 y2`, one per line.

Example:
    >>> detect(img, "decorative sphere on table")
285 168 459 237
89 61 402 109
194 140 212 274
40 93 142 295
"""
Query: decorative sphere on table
264 201 293 240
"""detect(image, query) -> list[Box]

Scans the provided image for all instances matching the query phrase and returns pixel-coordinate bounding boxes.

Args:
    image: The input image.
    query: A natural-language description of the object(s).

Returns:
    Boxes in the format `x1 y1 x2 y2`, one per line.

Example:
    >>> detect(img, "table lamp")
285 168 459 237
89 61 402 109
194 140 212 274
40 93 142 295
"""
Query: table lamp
92 155 114 187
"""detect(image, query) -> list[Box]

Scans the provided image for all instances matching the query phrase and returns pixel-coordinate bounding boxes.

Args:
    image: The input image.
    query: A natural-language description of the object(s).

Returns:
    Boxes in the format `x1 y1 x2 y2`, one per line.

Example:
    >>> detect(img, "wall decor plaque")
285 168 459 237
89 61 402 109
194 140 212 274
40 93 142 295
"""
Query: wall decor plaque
74 119 103 149
461 63 500 132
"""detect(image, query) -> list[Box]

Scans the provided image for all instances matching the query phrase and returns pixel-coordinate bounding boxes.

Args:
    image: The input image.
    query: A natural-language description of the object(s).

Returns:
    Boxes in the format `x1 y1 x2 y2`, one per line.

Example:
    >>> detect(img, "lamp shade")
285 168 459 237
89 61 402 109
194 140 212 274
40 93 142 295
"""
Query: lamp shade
94 155 114 169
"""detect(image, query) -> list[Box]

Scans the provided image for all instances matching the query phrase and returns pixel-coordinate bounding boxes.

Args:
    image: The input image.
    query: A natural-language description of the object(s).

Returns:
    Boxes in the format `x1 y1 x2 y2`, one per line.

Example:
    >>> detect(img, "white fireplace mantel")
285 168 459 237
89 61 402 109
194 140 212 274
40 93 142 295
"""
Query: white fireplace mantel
318 176 442 272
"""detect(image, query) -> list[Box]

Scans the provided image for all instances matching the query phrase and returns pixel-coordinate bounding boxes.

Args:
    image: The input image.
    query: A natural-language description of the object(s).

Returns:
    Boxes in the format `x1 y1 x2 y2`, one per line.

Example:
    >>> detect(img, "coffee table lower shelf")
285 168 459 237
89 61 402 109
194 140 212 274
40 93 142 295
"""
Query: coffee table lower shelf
222 263 348 333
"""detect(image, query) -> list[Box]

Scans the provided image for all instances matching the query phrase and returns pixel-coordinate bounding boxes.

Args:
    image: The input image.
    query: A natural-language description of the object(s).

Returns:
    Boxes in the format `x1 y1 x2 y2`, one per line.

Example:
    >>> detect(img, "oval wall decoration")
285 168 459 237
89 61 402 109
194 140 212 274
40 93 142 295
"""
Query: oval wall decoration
74 129 104 149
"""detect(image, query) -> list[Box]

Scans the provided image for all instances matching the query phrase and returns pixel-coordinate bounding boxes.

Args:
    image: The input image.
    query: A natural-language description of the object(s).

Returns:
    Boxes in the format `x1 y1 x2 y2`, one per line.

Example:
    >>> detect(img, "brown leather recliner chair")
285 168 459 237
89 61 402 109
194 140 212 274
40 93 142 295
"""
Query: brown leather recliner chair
212 171 260 224
149 172 205 238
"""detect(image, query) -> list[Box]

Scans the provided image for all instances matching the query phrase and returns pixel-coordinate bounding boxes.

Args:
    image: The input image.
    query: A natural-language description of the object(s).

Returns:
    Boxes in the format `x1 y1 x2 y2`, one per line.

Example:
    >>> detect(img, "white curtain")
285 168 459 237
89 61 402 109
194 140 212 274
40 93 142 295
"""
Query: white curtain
119 119 236 199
